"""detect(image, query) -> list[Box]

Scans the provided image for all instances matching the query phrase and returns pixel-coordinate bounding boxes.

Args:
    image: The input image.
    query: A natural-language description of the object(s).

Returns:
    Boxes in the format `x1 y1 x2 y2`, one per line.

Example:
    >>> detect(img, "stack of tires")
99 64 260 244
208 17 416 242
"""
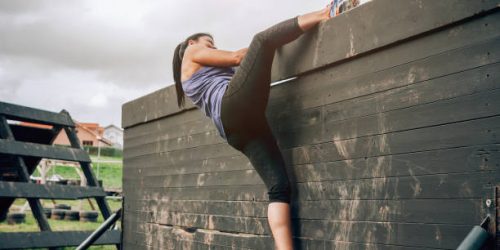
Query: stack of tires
51 204 71 220
45 203 99 222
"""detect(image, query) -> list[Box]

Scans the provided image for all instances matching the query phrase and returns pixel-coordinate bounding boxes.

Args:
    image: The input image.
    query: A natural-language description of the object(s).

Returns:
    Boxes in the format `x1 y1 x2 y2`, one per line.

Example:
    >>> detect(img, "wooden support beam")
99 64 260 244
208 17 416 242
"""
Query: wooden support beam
0 181 107 199
0 101 74 127
0 139 91 163
0 230 121 249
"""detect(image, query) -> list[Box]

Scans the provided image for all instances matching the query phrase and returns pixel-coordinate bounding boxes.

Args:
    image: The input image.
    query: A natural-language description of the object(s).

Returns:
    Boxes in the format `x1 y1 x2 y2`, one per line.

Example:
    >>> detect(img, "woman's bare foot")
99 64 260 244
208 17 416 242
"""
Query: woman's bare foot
297 4 332 32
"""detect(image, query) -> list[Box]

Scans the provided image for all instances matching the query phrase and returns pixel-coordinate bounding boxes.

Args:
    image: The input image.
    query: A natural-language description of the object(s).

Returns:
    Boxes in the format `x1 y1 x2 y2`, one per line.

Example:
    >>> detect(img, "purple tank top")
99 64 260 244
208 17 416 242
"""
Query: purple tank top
182 66 235 140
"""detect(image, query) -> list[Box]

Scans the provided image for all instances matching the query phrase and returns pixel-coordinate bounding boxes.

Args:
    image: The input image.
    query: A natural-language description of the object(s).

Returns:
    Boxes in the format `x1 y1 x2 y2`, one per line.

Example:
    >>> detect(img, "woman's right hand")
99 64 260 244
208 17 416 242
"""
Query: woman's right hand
234 48 248 65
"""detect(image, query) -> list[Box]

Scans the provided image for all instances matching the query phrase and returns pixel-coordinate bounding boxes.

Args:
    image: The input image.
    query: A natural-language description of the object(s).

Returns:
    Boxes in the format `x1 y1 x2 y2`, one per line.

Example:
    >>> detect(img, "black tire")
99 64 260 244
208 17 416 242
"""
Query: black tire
67 179 79 186
43 207 52 218
58 180 68 185
79 211 99 222
54 204 71 210
7 212 26 224
51 209 66 220
0 210 7 222
64 210 80 221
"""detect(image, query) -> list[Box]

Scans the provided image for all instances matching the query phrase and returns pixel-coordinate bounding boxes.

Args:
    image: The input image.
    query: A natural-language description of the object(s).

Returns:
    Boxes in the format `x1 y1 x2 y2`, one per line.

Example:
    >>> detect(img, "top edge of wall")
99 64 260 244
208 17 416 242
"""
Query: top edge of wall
122 0 500 129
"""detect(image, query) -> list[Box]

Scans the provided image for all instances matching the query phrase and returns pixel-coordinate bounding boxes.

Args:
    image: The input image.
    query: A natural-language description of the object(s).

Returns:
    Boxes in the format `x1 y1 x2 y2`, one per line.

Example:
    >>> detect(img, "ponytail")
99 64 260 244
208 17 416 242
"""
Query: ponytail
173 41 187 108
172 32 213 109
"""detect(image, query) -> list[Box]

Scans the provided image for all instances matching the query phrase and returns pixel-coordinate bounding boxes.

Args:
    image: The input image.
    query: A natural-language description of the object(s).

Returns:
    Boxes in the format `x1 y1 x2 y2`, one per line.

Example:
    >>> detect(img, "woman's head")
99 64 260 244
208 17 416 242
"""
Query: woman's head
172 32 214 109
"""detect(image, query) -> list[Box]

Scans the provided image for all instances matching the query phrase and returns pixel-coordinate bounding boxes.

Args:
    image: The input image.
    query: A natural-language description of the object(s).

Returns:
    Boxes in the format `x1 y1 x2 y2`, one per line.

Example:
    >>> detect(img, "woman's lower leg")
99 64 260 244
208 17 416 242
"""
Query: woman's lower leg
268 202 293 250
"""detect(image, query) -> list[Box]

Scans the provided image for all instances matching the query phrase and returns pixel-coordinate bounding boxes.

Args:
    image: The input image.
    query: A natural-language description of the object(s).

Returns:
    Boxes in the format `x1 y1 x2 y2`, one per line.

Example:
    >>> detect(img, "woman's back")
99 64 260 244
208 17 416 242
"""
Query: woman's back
182 66 235 139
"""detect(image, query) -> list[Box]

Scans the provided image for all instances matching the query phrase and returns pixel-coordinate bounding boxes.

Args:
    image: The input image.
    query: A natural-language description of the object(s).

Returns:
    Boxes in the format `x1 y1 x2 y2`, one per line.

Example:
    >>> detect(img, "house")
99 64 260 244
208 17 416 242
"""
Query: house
18 121 113 147
103 124 123 149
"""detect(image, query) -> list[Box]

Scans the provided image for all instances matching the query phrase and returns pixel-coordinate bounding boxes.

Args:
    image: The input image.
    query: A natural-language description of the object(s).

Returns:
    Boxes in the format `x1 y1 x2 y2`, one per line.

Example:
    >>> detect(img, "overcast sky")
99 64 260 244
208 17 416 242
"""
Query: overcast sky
0 0 323 128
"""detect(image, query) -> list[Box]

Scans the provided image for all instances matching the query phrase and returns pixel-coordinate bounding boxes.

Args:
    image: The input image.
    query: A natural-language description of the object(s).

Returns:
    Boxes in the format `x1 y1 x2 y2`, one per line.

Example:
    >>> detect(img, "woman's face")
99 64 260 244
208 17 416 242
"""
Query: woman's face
189 36 216 49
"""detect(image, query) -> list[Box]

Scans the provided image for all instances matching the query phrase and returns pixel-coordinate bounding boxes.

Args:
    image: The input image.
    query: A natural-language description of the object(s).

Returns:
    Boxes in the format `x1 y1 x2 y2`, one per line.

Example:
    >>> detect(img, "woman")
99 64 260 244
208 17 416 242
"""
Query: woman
172 5 332 249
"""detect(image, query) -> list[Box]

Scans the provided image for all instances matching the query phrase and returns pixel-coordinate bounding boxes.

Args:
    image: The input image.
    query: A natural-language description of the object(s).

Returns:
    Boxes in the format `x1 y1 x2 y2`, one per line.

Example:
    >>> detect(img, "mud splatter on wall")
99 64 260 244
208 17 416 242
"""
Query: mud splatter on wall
121 1 500 248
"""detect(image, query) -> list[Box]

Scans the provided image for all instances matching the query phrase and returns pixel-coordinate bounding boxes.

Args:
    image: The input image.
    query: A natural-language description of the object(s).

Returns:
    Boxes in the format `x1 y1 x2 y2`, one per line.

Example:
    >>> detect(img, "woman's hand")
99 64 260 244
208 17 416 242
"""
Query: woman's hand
325 2 333 19
234 48 248 65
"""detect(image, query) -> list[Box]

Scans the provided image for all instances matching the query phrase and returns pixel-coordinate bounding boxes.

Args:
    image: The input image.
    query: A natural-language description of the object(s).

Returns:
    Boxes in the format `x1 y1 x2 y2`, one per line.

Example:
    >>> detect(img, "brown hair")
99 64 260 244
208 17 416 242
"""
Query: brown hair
172 33 213 109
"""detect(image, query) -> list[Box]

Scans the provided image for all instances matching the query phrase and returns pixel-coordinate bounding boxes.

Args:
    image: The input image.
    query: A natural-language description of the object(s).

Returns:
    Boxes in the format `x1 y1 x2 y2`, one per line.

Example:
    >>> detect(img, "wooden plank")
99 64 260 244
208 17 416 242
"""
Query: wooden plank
270 0 500 81
296 170 494 200
128 223 432 250
122 84 196 129
0 181 106 199
131 170 493 201
124 107 204 141
322 240 429 250
123 118 498 181
124 126 224 157
152 210 471 249
150 198 482 225
124 214 465 249
282 115 500 165
138 143 496 188
123 139 234 164
123 114 500 171
151 223 273 250
0 101 74 127
122 241 149 250
125 142 497 178
0 230 121 249
124 169 494 203
270 34 500 119
123 183 268 203
290 145 499 182
0 139 91 162
274 61 499 134
123 154 249 178
140 168 263 188
278 82 500 148
124 116 212 149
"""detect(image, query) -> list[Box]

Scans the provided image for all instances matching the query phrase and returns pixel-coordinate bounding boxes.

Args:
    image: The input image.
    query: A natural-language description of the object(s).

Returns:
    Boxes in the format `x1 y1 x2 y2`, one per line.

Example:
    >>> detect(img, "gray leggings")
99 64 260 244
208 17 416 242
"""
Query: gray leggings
220 16 304 203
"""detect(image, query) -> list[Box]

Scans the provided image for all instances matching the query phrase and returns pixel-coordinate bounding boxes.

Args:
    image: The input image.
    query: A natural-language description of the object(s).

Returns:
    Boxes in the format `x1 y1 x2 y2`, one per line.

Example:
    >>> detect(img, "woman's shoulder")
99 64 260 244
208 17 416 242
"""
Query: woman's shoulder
181 61 208 83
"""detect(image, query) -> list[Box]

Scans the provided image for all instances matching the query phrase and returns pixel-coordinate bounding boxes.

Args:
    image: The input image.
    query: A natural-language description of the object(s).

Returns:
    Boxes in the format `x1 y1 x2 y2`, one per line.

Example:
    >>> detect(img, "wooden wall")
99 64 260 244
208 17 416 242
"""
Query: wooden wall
121 0 500 249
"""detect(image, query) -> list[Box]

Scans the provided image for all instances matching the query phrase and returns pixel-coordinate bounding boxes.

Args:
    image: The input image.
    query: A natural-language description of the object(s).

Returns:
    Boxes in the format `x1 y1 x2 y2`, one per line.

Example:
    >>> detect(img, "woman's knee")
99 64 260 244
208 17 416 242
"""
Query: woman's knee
253 31 267 44
267 180 292 204
251 31 274 49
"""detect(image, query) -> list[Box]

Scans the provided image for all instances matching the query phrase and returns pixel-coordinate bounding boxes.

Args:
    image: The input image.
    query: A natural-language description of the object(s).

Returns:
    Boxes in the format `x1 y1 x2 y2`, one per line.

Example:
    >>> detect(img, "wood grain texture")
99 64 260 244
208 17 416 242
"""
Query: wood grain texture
121 1 500 249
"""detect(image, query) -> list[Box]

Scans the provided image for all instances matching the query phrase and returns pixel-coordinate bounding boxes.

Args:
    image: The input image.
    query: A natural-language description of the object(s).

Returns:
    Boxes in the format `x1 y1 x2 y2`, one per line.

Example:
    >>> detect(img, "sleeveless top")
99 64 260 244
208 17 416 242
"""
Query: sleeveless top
181 66 235 140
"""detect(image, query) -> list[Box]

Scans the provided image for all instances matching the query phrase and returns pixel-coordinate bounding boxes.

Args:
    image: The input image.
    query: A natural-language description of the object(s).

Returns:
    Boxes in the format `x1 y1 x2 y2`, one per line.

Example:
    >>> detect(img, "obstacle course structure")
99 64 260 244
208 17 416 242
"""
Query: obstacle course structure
0 101 121 249
121 0 499 248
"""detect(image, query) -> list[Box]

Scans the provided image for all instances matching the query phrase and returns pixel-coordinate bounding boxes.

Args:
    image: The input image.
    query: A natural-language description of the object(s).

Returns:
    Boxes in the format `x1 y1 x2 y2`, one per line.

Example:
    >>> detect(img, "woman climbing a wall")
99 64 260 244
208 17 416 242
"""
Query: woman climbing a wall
172 4 332 249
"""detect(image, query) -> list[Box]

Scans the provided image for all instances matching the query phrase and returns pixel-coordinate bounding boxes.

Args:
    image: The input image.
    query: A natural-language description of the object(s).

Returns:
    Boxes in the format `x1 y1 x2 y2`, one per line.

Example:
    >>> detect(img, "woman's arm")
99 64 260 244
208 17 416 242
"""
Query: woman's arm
186 44 248 67
234 48 248 65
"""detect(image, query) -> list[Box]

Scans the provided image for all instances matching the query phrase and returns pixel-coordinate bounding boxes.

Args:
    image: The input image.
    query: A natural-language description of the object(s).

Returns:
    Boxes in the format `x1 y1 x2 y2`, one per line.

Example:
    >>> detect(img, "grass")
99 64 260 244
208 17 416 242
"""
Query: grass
1 198 122 232
1 154 124 249
32 155 122 189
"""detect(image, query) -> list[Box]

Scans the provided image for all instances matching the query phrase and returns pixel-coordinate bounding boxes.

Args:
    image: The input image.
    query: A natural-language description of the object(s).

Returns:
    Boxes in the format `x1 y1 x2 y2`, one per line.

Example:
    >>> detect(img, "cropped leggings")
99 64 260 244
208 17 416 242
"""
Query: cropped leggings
220 16 304 204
